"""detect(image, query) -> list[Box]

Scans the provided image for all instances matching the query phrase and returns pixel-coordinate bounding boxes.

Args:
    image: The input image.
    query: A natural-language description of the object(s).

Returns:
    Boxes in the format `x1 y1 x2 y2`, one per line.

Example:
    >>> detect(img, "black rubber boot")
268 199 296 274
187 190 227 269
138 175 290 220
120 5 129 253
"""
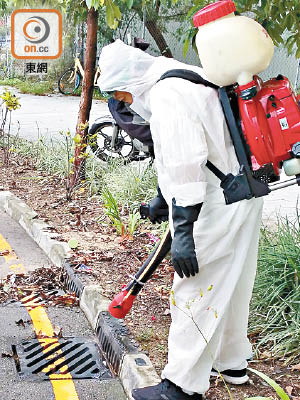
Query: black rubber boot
132 379 203 400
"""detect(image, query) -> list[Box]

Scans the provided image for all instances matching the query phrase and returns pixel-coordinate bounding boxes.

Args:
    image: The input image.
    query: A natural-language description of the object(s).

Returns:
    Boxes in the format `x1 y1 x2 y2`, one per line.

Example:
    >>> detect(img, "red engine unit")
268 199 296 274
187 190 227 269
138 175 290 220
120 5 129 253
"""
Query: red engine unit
236 75 300 175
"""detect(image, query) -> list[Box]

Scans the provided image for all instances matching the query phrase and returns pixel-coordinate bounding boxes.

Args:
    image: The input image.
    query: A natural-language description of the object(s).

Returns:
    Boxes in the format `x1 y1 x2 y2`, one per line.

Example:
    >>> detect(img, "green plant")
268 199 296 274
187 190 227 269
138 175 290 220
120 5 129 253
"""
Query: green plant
9 132 158 209
249 215 300 361
136 328 154 343
170 289 234 400
0 88 20 111
0 78 56 95
101 158 157 212
0 88 21 164
17 80 55 96
101 186 126 236
128 212 140 237
246 367 290 400
101 187 142 238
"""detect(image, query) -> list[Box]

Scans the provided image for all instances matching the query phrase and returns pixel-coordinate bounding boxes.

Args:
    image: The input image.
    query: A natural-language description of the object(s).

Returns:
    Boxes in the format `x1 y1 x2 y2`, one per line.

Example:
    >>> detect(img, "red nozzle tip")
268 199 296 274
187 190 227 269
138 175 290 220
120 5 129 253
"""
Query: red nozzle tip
108 290 136 319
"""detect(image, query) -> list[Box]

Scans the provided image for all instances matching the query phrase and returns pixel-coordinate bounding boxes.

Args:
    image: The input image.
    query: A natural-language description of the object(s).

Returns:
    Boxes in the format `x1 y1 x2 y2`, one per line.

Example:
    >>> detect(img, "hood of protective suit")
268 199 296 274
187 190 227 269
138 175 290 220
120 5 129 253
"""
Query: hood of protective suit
98 39 206 121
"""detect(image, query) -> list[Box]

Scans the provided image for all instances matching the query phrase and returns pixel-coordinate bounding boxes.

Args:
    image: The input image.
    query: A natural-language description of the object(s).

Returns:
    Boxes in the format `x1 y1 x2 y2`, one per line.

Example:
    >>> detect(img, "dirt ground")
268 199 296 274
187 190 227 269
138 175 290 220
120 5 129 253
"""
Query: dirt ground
0 150 299 400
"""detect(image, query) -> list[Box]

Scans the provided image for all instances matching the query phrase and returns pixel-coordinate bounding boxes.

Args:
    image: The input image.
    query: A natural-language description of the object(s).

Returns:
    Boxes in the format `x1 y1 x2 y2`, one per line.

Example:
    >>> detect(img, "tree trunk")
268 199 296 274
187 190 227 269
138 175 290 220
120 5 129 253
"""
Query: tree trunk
69 7 98 193
133 5 173 58
145 17 173 58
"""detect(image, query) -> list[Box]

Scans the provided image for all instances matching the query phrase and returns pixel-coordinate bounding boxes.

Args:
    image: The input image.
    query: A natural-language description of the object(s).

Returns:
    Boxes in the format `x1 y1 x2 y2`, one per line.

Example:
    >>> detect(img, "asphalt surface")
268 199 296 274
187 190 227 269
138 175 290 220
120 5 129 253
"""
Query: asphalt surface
0 209 127 400
7 90 109 142
262 178 300 226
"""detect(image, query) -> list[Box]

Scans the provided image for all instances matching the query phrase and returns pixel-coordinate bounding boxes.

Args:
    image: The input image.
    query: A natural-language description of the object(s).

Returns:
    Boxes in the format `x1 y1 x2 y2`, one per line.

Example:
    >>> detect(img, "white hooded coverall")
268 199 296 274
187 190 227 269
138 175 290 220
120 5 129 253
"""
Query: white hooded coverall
98 40 263 395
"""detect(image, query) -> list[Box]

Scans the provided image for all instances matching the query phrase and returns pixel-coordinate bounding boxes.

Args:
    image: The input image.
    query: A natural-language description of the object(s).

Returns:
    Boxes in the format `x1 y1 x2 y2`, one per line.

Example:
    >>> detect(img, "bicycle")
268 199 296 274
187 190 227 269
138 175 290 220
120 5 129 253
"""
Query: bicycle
88 114 153 162
58 56 101 95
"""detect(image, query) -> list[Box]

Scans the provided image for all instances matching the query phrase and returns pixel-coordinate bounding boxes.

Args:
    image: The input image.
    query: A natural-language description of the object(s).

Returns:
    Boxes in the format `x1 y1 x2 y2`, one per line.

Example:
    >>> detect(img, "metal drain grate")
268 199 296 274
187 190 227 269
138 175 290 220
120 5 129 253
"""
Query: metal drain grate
96 312 138 375
13 338 112 380
63 263 84 298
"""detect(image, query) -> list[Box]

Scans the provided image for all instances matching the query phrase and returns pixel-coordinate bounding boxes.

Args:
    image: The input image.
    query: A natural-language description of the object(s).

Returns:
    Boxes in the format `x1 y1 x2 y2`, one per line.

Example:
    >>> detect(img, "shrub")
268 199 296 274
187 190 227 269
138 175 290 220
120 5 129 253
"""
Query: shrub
249 216 300 361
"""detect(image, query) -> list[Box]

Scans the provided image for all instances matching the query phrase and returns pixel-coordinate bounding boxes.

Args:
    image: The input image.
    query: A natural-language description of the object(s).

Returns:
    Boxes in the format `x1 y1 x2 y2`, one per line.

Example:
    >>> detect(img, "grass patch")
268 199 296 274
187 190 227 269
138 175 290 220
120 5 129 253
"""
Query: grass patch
0 77 108 100
0 77 55 95
11 134 157 212
17 80 55 95
67 86 108 101
100 158 157 212
250 216 300 361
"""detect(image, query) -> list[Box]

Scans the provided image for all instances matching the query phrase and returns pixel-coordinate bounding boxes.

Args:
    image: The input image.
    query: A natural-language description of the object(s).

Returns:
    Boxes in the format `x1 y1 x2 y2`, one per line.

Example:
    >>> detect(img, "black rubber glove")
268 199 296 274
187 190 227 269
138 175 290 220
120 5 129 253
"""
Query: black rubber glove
171 198 202 278
148 186 169 224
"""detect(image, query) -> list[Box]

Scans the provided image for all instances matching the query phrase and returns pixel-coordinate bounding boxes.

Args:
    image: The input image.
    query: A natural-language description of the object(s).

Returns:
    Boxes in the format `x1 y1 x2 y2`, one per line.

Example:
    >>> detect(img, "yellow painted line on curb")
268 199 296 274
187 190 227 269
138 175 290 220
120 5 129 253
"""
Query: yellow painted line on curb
0 232 79 400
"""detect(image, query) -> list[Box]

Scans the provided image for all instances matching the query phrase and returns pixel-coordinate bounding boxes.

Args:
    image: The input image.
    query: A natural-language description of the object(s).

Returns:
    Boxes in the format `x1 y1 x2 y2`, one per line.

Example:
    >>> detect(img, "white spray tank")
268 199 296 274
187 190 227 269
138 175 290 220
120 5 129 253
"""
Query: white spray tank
193 1 300 178
193 0 274 87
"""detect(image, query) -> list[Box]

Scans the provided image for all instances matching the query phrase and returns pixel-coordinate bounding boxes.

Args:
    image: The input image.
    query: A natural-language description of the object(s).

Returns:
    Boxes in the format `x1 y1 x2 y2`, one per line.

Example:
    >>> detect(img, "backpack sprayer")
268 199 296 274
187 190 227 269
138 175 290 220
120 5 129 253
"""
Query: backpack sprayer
108 0 300 318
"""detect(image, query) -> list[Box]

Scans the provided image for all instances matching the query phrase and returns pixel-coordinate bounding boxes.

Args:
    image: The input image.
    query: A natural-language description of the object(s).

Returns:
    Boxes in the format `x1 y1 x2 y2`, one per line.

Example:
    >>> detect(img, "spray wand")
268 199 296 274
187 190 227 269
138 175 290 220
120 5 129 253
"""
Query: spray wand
108 204 172 319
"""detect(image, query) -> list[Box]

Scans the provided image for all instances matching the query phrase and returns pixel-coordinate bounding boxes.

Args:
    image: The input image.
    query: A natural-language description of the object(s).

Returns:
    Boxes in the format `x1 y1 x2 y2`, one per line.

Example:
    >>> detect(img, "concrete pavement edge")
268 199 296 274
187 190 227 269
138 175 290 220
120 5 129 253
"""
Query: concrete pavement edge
0 189 160 400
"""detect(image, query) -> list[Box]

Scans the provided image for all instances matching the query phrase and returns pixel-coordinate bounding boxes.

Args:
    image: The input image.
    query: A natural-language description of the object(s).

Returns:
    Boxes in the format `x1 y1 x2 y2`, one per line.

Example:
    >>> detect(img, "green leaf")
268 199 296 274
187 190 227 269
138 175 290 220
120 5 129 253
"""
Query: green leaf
247 368 290 400
187 3 203 19
105 0 120 28
112 2 121 20
126 0 134 9
106 1 115 28
68 238 78 249
286 13 295 31
73 134 82 144
183 37 190 58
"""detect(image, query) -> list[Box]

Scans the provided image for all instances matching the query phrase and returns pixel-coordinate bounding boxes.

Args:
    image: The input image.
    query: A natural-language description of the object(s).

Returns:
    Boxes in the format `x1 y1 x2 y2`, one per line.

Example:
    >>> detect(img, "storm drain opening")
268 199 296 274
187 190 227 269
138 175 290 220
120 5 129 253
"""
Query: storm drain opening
13 338 112 381
95 312 138 375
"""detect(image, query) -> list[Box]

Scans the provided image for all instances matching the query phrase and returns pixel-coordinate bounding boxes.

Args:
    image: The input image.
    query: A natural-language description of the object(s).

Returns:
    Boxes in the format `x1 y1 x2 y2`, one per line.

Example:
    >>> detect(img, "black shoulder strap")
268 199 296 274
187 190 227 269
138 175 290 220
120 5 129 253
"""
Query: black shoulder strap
159 69 219 90
206 160 227 181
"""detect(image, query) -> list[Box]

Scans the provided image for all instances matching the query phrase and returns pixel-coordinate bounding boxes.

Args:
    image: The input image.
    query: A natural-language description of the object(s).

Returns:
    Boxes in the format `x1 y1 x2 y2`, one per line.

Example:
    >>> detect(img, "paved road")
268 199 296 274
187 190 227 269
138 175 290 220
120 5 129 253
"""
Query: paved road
4 89 109 142
262 178 300 226
0 209 127 400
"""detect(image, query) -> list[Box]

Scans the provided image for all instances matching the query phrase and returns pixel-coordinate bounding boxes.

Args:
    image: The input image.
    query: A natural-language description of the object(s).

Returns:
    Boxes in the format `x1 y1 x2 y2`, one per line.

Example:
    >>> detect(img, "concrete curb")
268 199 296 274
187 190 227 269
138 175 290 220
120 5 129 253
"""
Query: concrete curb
0 191 70 268
0 190 160 400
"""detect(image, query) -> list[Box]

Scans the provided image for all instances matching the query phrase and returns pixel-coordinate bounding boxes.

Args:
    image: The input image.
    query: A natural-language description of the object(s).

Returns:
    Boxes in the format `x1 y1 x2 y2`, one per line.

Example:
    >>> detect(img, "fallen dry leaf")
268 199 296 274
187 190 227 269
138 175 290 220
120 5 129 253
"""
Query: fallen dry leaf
291 363 300 371
1 352 13 358
53 326 63 338
36 330 51 339
15 319 25 328
53 293 79 306
15 319 32 327
285 386 293 395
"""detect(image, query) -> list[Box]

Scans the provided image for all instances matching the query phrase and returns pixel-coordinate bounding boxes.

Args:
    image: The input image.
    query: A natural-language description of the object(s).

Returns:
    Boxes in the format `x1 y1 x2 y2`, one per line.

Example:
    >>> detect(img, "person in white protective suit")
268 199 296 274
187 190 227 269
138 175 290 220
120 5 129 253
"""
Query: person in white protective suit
98 39 263 400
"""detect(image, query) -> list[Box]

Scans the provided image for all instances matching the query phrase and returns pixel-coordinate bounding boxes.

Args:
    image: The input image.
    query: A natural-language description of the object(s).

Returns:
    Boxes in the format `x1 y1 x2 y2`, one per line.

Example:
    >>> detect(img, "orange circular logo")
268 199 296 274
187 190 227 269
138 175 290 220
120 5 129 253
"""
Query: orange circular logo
23 16 50 44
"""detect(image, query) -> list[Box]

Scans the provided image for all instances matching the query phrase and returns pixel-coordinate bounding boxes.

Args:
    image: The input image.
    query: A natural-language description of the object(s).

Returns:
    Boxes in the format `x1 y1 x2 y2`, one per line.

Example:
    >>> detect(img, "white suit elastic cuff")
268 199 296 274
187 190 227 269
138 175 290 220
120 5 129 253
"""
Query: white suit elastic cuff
172 182 207 207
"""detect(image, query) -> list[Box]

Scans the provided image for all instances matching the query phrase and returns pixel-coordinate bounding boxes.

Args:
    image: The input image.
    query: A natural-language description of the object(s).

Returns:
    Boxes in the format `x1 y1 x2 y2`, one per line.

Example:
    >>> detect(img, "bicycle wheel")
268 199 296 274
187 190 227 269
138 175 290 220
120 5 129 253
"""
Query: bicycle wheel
58 68 81 95
88 121 138 162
